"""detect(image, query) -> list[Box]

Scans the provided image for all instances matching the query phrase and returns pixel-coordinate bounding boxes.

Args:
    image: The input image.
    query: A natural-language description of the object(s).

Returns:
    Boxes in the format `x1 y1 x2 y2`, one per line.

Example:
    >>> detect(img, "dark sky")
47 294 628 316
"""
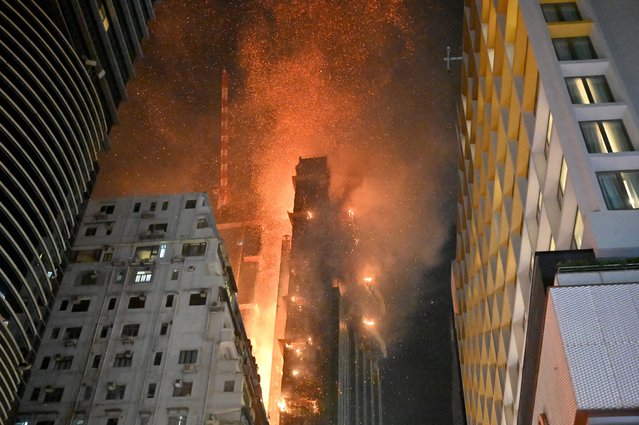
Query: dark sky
94 0 463 423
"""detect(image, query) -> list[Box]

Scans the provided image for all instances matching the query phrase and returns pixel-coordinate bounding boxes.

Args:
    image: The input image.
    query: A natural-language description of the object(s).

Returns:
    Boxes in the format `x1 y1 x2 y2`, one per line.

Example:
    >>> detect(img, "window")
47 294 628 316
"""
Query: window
105 224 113 235
102 252 113 262
72 249 103 262
189 292 207 306
51 327 60 339
135 245 163 260
162 201 169 210
552 37 597 60
544 113 553 159
54 356 73 370
98 3 110 31
558 158 568 206
85 227 97 236
92 355 101 368
43 387 64 402
64 327 82 339
223 380 235 392
171 269 180 280
196 217 208 229
153 352 163 366
536 191 543 224
84 385 92 401
100 204 115 214
172 381 193 397
160 323 169 335
150 202 156 212
597 170 639 209
31 387 40 401
541 3 581 22
113 352 133 367
128 295 146 309
133 202 141 213
572 210 584 249
100 326 109 338
121 324 140 337
182 242 207 257
168 416 187 425
107 298 116 310
566 76 613 104
80 271 98 285
148 223 168 233
134 269 153 283
105 384 126 400
147 383 157 398
166 294 175 307
580 120 633 153
185 199 197 209
115 270 125 283
106 419 119 425
71 299 90 312
60 300 68 311
40 356 51 370
178 350 198 364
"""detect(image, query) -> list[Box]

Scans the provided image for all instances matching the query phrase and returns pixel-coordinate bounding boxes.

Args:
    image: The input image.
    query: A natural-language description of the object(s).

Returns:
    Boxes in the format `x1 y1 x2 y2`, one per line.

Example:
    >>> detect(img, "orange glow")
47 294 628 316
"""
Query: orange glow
277 398 287 412
348 208 355 220
291 369 300 377
307 211 314 219
362 318 376 326
363 276 374 284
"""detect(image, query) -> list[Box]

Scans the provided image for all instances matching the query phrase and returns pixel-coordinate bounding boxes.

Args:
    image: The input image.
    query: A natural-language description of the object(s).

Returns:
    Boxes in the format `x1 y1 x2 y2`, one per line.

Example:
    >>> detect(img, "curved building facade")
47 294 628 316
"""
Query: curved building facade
0 0 107 421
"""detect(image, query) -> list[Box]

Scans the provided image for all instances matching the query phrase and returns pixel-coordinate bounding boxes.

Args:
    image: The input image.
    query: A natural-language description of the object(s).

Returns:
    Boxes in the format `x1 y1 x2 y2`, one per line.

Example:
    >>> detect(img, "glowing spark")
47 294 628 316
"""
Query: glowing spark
277 398 287 412
290 296 296 302
363 276 374 283
307 211 314 219
362 318 376 326
348 208 354 219
291 369 300 377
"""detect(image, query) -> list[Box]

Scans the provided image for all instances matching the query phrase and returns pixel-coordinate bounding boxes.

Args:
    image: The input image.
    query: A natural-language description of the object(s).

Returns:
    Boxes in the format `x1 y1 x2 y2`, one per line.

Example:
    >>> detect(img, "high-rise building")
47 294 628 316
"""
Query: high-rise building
452 1 639 424
15 193 268 425
0 1 152 420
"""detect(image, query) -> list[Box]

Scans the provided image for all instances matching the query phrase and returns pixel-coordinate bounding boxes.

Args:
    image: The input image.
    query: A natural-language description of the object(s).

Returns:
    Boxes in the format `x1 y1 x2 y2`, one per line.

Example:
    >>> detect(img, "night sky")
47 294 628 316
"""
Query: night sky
94 0 463 423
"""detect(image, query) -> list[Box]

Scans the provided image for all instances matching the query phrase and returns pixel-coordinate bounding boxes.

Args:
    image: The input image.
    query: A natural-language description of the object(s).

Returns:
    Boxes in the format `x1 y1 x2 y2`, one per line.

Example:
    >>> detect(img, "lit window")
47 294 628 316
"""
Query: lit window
597 170 639 209
134 270 153 283
552 37 596 61
182 242 207 257
159 244 167 258
572 210 584 249
135 244 163 260
558 158 568 206
544 113 553 159
99 4 110 32
178 350 198 364
580 120 633 153
541 3 581 22
565 76 613 104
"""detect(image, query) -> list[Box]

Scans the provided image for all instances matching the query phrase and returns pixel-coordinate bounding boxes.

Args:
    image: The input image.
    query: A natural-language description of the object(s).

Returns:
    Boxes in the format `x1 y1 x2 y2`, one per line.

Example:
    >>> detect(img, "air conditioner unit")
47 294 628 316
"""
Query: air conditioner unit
72 296 82 304
174 379 183 388
106 382 116 391
121 335 134 344
200 290 207 297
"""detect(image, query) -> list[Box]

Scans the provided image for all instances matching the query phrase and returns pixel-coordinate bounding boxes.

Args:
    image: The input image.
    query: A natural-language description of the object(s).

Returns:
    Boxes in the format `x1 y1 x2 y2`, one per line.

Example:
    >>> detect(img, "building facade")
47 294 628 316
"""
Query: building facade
16 193 268 425
0 1 153 420
451 1 639 424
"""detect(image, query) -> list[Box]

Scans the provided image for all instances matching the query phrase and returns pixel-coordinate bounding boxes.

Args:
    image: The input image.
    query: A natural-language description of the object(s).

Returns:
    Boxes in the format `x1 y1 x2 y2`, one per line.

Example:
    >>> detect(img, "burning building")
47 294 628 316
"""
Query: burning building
277 157 386 425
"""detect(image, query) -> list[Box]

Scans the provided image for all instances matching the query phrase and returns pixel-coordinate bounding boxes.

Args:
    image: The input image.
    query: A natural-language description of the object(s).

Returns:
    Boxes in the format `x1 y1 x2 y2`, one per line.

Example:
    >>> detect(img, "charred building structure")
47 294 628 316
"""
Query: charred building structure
0 1 153 421
277 157 385 425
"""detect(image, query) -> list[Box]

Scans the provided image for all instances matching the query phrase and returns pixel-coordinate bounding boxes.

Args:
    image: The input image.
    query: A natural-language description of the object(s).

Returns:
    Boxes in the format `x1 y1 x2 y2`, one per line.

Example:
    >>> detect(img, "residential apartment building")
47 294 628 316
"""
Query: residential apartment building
451 1 639 424
0 1 153 420
15 193 268 425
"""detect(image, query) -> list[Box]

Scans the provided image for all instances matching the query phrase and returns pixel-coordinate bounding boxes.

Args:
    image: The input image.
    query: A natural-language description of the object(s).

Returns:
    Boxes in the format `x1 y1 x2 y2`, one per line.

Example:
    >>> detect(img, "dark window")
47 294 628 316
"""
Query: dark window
35 422 54 425
105 384 126 400
84 385 92 401
147 383 157 398
133 202 141 213
106 419 119 425
153 352 162 366
100 326 109 338
113 352 133 367
182 242 207 257
85 227 97 236
160 323 169 335
189 292 207 306
162 201 169 210
92 355 101 368
173 381 193 397
54 356 73 370
107 298 117 310
121 324 140 337
224 380 235 392
566 76 613 104
30 387 40 401
580 120 634 153
148 223 168 233
150 202 156 212
103 252 113 261
60 300 68 311
40 356 51 370
552 37 597 60
64 327 82 339
178 350 198 364
80 271 98 285
168 416 187 425
43 387 64 402
171 269 180 280
166 294 175 307
100 204 115 214
185 199 197 209
597 171 639 210
51 327 60 339
196 217 208 228
71 299 91 312
541 3 581 22
128 296 146 309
